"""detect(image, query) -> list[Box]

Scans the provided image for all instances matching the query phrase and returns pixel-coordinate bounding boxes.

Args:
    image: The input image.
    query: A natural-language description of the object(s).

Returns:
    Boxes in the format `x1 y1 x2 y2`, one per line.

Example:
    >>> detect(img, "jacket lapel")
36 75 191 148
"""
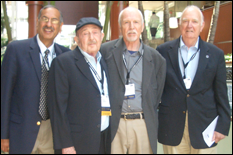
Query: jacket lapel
29 36 41 82
191 38 210 90
100 58 111 96
142 45 153 95
73 47 99 91
112 39 126 85
54 43 63 56
100 58 109 82
168 38 187 90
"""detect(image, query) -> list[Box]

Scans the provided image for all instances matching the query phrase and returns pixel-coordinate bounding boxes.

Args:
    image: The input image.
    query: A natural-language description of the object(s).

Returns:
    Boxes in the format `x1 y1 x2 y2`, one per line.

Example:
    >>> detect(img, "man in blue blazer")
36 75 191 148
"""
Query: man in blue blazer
156 5 231 154
1 5 69 154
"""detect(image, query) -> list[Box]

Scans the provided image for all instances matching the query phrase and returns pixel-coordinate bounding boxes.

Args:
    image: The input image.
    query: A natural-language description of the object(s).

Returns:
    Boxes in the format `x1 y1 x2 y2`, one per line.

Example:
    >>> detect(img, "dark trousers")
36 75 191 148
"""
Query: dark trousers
54 127 109 154
98 128 109 154
150 27 157 37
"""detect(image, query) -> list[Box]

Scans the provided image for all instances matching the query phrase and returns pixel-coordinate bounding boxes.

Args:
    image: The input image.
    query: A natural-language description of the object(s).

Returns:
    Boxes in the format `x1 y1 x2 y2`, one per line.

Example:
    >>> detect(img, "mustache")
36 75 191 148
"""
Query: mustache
88 41 97 44
43 26 54 31
127 30 137 35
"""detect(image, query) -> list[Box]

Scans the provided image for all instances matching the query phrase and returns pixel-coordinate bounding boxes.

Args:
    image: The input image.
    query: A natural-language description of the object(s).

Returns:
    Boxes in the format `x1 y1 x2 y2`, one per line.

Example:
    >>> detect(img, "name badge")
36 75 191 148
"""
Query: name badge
124 83 135 100
101 95 111 116
183 77 192 89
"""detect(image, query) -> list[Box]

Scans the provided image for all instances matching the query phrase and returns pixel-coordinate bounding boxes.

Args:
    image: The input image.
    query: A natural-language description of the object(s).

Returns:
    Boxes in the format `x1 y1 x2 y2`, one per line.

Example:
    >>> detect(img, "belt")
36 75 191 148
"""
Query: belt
121 113 144 120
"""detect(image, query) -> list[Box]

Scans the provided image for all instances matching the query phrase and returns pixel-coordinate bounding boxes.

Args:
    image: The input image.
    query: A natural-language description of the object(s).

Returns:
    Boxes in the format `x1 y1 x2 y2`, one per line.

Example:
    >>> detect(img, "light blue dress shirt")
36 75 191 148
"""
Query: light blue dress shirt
178 36 200 89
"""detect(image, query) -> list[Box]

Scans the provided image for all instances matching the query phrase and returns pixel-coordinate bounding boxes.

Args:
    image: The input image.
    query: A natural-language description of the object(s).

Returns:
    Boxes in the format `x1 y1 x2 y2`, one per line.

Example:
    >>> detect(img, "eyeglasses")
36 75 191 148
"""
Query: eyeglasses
40 16 60 24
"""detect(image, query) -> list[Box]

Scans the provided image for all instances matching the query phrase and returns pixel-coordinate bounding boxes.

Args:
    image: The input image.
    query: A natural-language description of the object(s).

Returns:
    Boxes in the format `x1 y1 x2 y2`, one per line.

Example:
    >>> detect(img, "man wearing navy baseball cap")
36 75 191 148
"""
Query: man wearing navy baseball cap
48 17 111 154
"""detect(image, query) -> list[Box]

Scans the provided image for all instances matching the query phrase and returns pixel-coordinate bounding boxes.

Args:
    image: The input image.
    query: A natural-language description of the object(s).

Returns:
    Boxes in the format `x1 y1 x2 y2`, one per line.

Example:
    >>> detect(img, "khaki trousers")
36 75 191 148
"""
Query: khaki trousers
163 112 217 154
111 117 152 154
31 119 54 154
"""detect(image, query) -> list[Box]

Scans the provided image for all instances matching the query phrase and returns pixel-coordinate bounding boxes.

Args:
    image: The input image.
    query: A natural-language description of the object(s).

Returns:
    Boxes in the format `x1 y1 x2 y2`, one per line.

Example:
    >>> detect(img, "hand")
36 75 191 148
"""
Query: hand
62 146 76 154
1 139 9 153
212 131 226 143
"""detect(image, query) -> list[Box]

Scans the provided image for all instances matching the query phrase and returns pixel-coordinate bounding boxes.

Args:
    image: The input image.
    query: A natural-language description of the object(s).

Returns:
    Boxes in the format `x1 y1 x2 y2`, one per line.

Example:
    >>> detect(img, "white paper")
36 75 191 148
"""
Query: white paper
202 116 219 147
124 83 135 96
183 77 192 89
101 95 110 107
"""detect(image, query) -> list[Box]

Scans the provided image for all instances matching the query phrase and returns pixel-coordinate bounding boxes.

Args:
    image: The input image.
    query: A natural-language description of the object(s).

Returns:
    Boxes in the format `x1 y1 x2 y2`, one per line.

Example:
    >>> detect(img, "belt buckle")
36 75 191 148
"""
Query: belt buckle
124 113 128 120
139 113 142 119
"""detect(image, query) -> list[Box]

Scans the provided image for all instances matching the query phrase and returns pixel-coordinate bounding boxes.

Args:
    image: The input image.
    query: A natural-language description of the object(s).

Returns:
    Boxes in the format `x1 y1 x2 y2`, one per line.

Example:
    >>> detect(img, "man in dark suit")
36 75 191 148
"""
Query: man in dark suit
101 7 166 154
156 5 231 154
1 5 69 154
48 17 111 154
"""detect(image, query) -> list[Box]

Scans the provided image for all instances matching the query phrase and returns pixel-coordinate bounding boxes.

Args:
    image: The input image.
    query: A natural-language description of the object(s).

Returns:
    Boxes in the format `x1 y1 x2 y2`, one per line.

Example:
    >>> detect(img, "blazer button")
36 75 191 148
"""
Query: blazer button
187 94 190 97
97 124 100 128
183 111 186 114
37 121 41 126
98 109 101 113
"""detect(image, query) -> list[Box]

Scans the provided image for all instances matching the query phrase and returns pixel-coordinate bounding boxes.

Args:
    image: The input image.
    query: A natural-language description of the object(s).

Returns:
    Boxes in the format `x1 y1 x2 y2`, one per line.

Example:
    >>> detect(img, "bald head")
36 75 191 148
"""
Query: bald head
179 5 205 48
118 7 144 27
179 5 204 26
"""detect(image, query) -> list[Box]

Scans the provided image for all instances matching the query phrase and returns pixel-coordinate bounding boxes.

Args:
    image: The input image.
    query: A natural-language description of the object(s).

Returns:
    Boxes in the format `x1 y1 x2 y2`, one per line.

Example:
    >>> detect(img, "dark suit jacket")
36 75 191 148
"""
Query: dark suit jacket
100 38 166 153
1 35 69 154
48 47 111 154
156 37 231 149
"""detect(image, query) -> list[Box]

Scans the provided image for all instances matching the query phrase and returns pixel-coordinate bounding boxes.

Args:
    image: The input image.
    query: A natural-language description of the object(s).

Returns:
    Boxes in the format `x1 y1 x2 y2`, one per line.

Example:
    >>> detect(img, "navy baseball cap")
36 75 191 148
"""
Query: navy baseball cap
75 17 103 33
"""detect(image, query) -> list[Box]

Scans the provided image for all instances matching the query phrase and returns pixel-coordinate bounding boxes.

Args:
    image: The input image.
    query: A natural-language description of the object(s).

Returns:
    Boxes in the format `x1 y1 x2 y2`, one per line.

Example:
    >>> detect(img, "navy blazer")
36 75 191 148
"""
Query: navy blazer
48 47 111 154
156 37 231 149
1 35 70 154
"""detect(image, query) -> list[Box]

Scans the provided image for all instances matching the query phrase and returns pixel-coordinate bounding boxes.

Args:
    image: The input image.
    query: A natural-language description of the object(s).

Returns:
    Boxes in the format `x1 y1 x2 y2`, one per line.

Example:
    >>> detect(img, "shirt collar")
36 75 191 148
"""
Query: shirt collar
180 36 199 50
78 46 102 63
36 34 55 55
123 39 143 55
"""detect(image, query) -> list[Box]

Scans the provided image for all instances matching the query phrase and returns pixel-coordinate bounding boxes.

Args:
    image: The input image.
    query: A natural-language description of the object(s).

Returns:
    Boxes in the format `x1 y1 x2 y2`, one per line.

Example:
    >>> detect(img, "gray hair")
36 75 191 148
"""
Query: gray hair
38 5 63 23
179 5 204 26
118 7 144 27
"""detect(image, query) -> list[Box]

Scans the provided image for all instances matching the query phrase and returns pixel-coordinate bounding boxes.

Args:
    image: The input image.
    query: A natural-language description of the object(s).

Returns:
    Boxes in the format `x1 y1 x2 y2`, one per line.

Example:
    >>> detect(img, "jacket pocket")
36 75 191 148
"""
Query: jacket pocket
10 112 22 124
205 109 217 118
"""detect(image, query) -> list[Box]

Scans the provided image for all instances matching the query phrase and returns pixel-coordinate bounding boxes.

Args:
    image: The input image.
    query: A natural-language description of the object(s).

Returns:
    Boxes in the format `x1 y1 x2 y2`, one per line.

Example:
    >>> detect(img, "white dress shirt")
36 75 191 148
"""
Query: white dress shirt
37 34 56 67
79 47 110 131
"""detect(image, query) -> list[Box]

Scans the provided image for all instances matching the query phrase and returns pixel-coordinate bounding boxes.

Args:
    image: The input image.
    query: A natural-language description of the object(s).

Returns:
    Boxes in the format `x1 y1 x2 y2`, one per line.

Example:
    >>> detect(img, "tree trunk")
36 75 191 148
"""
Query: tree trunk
102 1 113 43
2 1 12 43
164 1 170 42
207 1 220 44
138 1 149 45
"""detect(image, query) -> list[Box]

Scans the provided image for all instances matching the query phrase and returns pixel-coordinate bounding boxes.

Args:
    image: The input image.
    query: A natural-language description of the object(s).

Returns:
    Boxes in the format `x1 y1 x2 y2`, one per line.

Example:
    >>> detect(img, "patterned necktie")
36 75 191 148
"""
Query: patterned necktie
39 49 50 120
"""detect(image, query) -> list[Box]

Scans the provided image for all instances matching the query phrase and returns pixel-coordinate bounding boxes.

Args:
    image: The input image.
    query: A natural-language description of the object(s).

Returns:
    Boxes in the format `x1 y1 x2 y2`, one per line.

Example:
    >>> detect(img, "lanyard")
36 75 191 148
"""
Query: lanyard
123 50 144 84
179 48 199 79
84 57 105 95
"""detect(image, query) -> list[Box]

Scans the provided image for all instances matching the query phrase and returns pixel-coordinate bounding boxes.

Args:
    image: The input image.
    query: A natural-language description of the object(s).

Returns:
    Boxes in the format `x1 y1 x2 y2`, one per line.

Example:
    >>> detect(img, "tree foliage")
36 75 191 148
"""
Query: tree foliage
2 1 12 43
1 12 8 48
102 1 113 43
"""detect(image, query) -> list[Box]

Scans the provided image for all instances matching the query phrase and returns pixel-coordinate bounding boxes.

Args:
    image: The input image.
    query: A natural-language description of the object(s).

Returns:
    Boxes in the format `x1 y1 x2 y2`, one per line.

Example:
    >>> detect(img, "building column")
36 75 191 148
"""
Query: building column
26 1 43 38
110 1 128 40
